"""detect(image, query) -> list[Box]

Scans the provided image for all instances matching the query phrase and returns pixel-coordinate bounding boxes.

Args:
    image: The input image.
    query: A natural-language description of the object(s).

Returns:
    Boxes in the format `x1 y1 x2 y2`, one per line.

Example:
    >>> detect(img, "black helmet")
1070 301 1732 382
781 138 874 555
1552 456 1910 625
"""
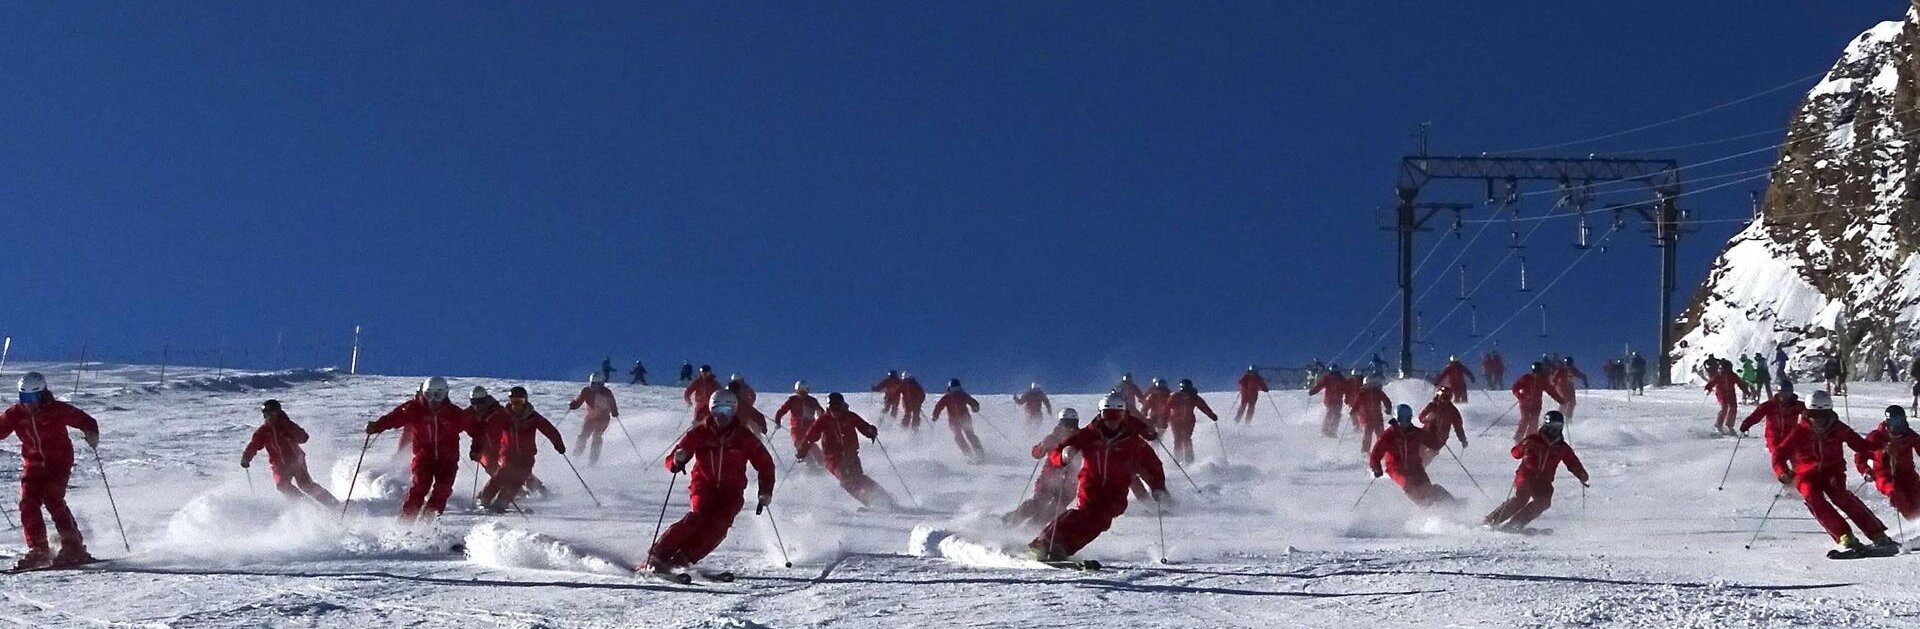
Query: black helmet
261 399 281 412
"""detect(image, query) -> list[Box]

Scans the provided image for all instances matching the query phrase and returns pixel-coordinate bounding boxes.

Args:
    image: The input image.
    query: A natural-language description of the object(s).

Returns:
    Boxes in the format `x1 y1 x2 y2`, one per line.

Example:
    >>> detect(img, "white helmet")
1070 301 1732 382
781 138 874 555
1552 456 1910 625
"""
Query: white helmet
730 373 743 383
1101 392 1126 411
588 371 606 384
469 386 490 401
794 380 809 394
1030 382 1041 390
709 389 740 422
18 372 47 394
419 377 450 403
1809 390 1834 411
1059 408 1079 422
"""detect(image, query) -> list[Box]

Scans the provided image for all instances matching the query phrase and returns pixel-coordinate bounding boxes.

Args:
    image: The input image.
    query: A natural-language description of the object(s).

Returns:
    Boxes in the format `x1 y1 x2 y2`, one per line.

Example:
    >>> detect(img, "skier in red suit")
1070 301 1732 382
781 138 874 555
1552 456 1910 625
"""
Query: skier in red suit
1705 367 1752 436
1166 379 1218 464
1417 388 1468 464
1141 378 1173 432
569 373 620 465
1013 383 1053 426
1115 373 1146 411
897 374 928 430
1234 367 1269 423
242 399 338 507
1739 385 1803 456
1308 365 1347 438
1369 404 1454 507
365 377 481 519
1771 391 1898 555
682 365 720 411
871 370 903 418
473 387 565 513
646 389 776 576
1857 405 1920 521
1509 362 1566 445
1 372 102 569
1350 376 1392 454
775 381 825 467
1029 394 1167 561
1007 408 1084 527
932 379 986 460
1482 351 1506 391
796 393 896 508
1434 356 1476 403
1483 411 1589 531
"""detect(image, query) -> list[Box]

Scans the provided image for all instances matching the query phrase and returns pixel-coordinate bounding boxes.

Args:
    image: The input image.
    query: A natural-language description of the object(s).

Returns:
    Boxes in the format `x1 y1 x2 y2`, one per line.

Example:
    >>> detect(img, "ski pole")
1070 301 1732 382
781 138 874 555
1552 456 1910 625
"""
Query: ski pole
0 490 15 530
558 451 603 507
1153 492 1169 564
246 466 256 495
1264 395 1285 421
1715 433 1746 491
1581 483 1587 519
1012 456 1045 514
760 503 794 568
649 470 679 549
340 433 375 519
1444 444 1488 497
1474 399 1522 438
90 446 131 552
871 436 920 507
612 415 646 461
1210 420 1230 461
0 335 12 379
1745 482 1791 549
1151 439 1204 494
1352 476 1379 509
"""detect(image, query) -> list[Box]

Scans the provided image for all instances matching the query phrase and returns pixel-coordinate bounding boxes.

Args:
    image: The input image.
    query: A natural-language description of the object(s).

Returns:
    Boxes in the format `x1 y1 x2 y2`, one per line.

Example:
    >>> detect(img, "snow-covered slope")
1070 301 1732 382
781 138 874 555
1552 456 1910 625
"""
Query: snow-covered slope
1 363 1918 627
1671 12 1920 382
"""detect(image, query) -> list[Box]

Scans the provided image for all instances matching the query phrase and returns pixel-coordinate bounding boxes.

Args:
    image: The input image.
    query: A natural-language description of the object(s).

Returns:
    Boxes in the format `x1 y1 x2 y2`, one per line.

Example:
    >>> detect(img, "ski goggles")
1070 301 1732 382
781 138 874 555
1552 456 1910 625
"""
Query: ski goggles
710 403 737 418
17 391 42 404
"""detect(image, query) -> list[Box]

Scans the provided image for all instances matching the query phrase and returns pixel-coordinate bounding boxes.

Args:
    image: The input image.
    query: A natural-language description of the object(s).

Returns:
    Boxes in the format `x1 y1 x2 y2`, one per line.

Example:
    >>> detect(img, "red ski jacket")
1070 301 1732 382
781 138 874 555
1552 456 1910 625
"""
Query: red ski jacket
1434 362 1475 392
1168 390 1218 424
683 375 720 409
243 414 312 469
1369 423 1444 477
1510 374 1565 410
1142 386 1172 420
666 422 775 496
1770 413 1870 479
0 399 100 471
1237 373 1269 397
1856 426 1919 481
1116 380 1146 408
1308 373 1346 407
1013 390 1052 417
1703 372 1749 403
898 380 927 408
489 405 565 462
798 408 877 460
871 375 902 403
932 391 981 422
1048 422 1166 496
1739 396 1804 447
1510 434 1588 487
1418 399 1467 446
774 394 824 426
570 385 620 419
370 398 478 463
1350 388 1390 426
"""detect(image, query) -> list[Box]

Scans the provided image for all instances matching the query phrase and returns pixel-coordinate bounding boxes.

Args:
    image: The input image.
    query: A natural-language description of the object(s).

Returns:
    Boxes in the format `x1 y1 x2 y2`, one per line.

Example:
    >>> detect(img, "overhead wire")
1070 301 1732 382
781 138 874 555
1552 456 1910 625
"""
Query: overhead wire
1488 70 1827 155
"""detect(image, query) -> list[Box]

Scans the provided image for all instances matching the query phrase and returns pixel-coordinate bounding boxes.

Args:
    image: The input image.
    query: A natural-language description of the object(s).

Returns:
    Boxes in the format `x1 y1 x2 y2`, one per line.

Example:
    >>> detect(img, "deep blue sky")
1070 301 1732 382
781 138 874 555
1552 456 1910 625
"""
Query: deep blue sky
0 2 1901 392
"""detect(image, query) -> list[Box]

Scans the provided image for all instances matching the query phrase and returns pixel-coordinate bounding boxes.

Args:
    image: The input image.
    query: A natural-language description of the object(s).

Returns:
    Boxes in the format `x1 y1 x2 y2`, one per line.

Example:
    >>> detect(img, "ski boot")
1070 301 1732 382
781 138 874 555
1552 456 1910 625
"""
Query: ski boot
1828 533 1874 559
51 544 93 568
12 547 51 571
1869 532 1903 556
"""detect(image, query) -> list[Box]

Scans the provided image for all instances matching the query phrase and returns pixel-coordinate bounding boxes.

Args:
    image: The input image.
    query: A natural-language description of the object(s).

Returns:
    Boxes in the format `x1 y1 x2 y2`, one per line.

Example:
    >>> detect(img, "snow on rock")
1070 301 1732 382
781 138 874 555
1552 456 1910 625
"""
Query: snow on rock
1673 9 1920 382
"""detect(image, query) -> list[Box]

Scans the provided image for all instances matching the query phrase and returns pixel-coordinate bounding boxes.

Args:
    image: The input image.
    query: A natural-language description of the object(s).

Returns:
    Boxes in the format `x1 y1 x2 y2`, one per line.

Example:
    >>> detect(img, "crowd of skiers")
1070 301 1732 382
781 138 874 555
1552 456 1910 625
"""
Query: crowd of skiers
5 344 1918 573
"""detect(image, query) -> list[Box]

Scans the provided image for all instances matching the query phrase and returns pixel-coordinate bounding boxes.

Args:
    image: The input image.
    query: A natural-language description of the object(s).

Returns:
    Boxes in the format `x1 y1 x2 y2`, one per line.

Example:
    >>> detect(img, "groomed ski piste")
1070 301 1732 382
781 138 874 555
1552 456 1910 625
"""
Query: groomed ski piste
3 362 1918 627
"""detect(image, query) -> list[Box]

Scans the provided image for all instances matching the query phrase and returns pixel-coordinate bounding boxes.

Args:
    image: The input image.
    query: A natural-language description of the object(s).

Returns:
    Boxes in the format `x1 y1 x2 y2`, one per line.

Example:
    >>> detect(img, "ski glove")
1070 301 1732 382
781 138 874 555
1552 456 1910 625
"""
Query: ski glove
84 433 99 449
1371 468 1383 478
755 492 772 514
240 455 251 469
670 450 692 474
364 422 380 435
1778 471 1795 485
555 443 566 455
860 426 879 441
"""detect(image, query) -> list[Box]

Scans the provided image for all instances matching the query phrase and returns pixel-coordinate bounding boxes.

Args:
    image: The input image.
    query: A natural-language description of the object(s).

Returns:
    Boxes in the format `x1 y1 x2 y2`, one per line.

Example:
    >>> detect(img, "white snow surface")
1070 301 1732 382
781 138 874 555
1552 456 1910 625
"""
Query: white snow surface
3 362 1919 627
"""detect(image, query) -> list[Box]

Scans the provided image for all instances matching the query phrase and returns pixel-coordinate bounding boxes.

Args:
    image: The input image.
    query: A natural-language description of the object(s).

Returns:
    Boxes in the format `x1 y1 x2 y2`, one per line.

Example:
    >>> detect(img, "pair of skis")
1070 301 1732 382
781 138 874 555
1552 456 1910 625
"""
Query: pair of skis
641 568 737 585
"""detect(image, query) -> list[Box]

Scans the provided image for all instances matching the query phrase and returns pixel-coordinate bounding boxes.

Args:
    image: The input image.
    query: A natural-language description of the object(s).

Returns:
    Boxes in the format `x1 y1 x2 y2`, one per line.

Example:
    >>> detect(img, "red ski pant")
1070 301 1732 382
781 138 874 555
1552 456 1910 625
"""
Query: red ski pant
1515 403 1542 443
1798 471 1887 542
272 459 338 506
901 405 924 430
1355 417 1381 454
1032 487 1129 557
823 452 891 507
1559 391 1577 419
1486 480 1555 528
649 487 745 568
1713 395 1737 430
948 419 984 456
477 457 536 508
1873 472 1920 520
788 418 817 464
402 457 460 519
1448 385 1470 404
1011 465 1074 526
1388 466 1454 507
1234 394 1258 423
18 466 81 552
1320 401 1342 437
578 416 610 465
1169 418 1197 464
